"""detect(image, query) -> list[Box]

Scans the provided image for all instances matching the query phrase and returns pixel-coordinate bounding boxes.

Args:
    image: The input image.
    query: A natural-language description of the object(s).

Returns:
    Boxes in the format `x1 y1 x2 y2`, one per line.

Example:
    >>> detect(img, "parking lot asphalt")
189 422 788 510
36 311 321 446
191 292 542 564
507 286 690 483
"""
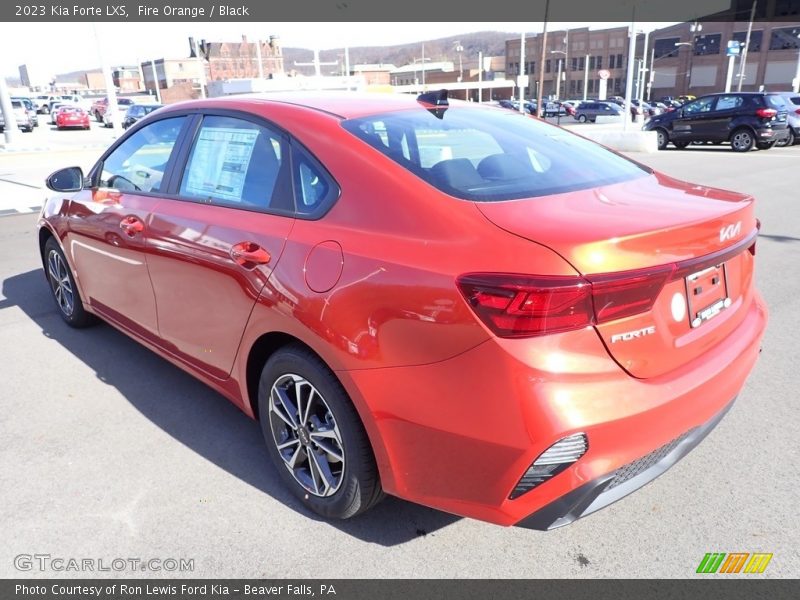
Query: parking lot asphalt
1 128 799 579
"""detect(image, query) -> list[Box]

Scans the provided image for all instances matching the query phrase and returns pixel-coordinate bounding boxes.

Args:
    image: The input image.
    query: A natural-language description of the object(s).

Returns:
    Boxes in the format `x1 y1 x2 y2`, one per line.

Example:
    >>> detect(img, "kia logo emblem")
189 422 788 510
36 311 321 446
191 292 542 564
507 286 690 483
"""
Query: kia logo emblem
720 222 742 242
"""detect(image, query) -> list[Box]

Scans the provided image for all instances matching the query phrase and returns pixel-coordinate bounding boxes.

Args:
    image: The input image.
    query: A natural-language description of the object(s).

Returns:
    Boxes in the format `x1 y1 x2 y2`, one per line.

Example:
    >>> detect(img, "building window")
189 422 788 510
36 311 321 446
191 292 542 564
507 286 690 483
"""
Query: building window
694 33 722 56
732 30 763 52
579 56 585 70
545 59 551 73
571 57 579 71
589 56 595 70
615 79 622 93
769 26 800 50
654 37 681 59
588 79 595 93
596 56 603 69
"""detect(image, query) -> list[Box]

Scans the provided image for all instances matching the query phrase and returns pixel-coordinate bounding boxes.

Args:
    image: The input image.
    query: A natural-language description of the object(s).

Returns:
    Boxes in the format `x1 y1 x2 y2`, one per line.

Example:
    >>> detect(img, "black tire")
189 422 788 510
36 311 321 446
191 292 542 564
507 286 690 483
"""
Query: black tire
578 114 588 123
673 140 690 149
654 128 668 150
95 111 103 122
730 128 754 152
756 141 776 150
258 345 384 519
43 237 96 328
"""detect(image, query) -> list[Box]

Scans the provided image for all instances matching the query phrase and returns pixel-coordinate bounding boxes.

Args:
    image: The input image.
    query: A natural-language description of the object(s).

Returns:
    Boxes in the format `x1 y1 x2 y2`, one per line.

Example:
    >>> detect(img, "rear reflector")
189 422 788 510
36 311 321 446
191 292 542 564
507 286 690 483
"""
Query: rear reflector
510 433 588 499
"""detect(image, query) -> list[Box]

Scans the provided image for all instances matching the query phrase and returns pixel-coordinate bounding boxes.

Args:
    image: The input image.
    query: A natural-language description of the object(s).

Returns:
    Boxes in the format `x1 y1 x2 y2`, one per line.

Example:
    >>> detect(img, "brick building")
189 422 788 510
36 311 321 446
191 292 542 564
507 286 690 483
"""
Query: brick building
196 35 284 81
506 27 633 100
648 21 800 99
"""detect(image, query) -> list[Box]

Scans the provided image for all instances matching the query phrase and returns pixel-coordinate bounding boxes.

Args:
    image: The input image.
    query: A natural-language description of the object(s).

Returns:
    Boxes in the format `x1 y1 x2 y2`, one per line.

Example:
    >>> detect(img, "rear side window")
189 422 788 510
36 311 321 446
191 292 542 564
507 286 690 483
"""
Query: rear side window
179 115 294 213
342 106 648 202
291 143 338 217
788 96 800 106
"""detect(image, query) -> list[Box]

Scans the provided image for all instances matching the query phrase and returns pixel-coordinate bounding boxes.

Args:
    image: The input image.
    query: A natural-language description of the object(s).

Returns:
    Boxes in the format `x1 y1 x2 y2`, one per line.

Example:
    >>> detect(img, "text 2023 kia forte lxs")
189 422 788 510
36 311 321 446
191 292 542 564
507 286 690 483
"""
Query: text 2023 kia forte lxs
39 92 767 529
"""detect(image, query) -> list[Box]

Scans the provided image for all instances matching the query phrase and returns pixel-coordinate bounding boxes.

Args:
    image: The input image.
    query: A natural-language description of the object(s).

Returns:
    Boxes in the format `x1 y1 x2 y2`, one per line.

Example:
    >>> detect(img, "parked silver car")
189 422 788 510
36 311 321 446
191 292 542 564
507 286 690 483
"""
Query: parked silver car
573 101 624 122
776 92 800 146
0 99 35 133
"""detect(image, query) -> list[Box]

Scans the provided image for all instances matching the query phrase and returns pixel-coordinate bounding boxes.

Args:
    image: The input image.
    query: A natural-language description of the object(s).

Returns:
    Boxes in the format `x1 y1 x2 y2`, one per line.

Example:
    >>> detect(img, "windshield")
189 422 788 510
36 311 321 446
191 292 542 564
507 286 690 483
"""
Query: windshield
342 106 648 201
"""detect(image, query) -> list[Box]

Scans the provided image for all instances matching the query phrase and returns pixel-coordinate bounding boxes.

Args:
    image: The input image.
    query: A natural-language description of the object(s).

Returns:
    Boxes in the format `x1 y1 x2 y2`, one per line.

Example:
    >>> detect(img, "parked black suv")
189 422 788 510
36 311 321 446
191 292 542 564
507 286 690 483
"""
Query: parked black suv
644 92 790 152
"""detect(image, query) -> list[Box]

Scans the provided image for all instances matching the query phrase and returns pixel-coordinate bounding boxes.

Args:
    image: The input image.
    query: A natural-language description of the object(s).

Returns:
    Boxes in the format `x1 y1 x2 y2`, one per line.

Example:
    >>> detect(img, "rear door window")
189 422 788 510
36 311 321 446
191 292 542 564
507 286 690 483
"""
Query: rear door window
714 95 743 111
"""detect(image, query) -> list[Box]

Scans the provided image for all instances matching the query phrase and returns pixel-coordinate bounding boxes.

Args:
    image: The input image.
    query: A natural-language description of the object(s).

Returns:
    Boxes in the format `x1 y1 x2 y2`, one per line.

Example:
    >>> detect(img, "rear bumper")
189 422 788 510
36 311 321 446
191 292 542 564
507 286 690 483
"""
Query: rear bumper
516 397 734 530
340 291 767 527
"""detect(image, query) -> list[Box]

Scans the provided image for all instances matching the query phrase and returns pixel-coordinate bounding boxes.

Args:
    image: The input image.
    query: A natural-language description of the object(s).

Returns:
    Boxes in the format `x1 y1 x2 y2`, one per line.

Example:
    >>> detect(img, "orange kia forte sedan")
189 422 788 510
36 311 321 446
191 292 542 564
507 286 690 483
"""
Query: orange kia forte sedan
38 92 767 529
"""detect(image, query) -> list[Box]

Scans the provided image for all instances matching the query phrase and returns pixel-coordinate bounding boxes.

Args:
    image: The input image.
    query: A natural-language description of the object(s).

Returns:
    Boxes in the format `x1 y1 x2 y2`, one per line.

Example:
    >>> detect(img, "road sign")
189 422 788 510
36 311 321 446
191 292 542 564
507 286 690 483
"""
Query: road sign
598 69 610 80
726 41 742 57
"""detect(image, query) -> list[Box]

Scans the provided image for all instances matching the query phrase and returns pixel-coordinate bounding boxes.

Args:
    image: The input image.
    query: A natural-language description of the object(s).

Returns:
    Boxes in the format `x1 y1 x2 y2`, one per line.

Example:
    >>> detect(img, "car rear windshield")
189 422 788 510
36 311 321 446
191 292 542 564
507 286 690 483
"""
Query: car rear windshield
342 106 649 201
766 95 787 109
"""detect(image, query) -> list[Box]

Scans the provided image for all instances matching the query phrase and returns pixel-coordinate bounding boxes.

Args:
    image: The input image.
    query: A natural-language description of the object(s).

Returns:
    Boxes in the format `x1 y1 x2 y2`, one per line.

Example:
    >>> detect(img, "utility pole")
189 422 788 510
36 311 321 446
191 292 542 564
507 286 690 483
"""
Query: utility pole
583 54 589 101
478 51 483 102
638 29 649 104
536 0 550 118
93 23 119 130
794 33 800 93
647 46 655 101
737 0 757 92
623 9 637 131
294 49 337 88
519 32 526 112
0 75 18 144
564 29 570 100
195 39 207 98
149 59 161 103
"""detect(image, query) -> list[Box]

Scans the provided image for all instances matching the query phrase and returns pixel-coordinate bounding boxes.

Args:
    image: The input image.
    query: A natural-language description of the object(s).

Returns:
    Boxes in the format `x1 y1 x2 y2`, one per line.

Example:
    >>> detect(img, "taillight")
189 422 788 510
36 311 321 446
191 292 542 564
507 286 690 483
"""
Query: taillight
795 108 800 115
755 108 777 118
458 266 672 338
456 274 593 338
458 232 757 338
586 265 675 322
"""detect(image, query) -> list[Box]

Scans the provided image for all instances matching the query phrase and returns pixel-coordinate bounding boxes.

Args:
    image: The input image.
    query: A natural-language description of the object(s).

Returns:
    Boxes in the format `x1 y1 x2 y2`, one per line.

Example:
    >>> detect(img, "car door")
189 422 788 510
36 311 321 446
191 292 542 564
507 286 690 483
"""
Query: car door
704 94 743 141
673 96 716 141
144 113 296 379
64 116 189 339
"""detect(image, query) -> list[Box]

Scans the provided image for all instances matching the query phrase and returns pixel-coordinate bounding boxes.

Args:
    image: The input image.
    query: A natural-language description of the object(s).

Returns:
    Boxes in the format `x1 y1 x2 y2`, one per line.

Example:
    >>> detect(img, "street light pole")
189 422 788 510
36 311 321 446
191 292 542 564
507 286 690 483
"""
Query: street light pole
623 11 638 131
737 0 757 92
794 34 800 93
583 54 589 101
536 0 550 118
519 32 526 112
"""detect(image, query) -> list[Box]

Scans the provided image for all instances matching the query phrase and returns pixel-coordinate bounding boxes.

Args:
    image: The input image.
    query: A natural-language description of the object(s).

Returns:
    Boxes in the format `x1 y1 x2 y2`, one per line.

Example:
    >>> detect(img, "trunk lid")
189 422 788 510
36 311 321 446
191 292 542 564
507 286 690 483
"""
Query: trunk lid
476 171 759 378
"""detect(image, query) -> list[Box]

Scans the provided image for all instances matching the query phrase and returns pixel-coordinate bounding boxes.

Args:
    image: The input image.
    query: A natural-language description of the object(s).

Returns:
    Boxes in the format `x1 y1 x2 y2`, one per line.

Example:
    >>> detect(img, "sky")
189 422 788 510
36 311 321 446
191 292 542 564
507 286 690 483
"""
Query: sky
0 22 675 80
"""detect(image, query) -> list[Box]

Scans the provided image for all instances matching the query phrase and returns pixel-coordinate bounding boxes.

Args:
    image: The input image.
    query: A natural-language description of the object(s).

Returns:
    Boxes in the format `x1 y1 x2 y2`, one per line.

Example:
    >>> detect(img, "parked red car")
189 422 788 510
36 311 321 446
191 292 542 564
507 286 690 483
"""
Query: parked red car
55 106 90 130
39 92 767 529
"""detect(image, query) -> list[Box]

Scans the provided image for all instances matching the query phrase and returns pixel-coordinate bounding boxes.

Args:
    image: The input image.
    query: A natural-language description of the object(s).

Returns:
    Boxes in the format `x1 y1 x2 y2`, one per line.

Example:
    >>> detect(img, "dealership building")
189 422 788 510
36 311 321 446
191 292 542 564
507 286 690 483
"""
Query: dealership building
505 21 800 101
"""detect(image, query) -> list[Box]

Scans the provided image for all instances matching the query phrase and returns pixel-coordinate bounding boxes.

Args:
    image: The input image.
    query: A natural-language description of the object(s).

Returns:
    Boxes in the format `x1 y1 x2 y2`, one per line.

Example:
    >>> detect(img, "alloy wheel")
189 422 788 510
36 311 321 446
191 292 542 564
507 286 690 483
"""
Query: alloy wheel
268 373 345 497
47 249 74 317
731 130 753 151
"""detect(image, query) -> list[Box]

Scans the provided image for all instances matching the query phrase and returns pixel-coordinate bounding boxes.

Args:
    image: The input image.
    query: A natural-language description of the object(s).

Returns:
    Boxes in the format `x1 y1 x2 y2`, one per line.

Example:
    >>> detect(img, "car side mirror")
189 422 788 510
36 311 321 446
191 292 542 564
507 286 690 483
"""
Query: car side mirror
46 167 84 192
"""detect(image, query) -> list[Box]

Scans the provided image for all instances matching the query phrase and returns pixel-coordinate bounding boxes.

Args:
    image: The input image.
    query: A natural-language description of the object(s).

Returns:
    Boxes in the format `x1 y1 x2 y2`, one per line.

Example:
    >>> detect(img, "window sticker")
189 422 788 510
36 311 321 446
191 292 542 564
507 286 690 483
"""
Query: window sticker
184 127 259 203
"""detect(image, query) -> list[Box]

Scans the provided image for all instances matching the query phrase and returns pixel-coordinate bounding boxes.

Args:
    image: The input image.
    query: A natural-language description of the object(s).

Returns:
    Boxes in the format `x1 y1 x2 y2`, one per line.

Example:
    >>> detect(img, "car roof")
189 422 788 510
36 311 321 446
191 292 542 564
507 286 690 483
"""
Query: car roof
163 91 476 120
